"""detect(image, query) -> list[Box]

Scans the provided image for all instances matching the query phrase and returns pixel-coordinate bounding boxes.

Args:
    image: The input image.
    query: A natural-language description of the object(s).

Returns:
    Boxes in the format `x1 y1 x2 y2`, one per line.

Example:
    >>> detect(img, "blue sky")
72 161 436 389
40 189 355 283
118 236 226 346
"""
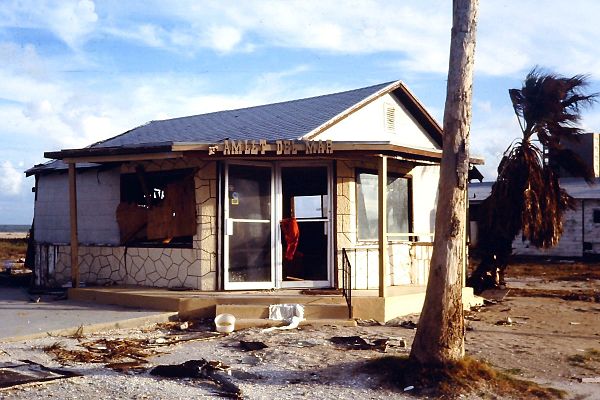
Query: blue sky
1 0 600 224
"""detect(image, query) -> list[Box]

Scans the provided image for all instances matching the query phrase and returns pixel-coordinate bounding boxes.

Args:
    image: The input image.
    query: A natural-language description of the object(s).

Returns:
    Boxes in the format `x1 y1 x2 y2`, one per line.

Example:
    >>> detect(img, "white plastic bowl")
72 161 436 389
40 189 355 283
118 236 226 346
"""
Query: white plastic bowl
214 313 236 333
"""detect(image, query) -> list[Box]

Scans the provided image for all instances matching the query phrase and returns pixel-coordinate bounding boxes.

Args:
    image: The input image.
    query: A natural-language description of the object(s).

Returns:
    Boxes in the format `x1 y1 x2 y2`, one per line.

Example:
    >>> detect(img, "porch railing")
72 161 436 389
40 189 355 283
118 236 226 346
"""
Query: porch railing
341 248 353 319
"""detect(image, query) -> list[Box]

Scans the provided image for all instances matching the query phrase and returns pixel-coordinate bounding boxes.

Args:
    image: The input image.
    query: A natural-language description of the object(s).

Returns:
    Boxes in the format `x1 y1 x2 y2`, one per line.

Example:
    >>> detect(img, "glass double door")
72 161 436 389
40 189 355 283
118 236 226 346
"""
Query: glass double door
223 162 331 290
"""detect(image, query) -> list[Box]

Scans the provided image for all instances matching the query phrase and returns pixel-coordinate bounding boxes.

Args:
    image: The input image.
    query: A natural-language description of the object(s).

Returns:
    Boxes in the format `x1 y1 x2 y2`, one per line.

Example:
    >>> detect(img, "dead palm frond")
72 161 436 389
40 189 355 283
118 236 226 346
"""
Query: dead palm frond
469 68 597 293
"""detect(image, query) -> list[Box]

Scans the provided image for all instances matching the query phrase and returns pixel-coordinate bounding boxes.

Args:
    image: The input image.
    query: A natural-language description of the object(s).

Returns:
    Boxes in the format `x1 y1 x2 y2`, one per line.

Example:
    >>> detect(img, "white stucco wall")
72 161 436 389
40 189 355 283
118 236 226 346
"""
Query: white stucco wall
512 205 583 257
34 168 121 245
314 93 440 150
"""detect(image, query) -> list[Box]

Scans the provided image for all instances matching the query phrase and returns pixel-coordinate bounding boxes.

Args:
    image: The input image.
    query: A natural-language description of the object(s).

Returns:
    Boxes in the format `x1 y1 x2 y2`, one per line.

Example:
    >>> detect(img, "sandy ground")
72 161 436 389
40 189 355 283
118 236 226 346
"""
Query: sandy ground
0 232 27 240
0 261 599 399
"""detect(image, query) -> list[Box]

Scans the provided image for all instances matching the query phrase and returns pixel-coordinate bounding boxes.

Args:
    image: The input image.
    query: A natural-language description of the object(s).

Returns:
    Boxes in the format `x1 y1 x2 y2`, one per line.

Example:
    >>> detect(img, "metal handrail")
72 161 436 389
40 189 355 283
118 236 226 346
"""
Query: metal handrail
341 248 353 319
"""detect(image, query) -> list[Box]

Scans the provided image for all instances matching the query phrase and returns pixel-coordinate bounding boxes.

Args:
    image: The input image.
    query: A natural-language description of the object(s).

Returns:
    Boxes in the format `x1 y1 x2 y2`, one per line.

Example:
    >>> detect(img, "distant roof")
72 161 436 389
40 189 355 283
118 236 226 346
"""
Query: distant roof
470 178 600 202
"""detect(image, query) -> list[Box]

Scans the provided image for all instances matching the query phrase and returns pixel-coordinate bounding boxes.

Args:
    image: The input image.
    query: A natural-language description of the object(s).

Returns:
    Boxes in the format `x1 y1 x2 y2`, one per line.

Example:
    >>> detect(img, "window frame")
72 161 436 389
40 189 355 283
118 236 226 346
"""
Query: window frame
118 168 196 248
355 168 413 242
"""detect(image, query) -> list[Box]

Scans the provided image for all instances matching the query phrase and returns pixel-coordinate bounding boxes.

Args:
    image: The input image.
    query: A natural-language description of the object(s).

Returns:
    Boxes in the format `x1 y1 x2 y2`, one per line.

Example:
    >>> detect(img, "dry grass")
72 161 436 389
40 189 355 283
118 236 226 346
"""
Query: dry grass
362 356 565 399
0 238 27 261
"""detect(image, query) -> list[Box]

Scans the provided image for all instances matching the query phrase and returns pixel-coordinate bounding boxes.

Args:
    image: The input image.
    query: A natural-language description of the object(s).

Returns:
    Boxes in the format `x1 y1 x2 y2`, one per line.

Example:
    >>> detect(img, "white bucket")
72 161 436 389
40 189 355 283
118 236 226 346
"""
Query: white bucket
214 313 236 333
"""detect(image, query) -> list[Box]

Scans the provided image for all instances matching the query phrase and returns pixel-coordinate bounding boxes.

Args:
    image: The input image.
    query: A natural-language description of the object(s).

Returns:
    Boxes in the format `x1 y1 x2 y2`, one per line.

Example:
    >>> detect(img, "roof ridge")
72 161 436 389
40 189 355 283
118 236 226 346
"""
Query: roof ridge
142 80 399 124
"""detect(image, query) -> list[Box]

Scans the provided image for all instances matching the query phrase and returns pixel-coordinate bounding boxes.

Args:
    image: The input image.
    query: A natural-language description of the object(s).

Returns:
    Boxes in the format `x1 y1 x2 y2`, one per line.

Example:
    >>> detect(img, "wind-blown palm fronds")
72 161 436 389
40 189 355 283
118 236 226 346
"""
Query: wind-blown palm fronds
469 68 597 293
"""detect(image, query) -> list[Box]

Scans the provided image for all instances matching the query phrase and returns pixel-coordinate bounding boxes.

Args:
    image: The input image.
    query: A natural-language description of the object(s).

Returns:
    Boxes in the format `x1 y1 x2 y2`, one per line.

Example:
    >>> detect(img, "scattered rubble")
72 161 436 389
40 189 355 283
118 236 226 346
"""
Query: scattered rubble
239 341 268 352
150 359 242 398
43 331 222 367
0 360 80 390
329 336 389 352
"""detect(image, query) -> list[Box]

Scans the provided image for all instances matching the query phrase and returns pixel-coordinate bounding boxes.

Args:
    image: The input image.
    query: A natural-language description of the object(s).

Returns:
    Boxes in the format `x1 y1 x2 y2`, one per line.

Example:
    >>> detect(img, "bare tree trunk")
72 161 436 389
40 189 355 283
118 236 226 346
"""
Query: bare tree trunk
410 0 478 365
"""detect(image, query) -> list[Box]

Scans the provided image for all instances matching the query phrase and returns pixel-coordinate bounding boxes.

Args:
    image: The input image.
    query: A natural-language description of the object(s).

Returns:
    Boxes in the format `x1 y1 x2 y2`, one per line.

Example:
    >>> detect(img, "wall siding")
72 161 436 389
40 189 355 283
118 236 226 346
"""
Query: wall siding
34 168 121 245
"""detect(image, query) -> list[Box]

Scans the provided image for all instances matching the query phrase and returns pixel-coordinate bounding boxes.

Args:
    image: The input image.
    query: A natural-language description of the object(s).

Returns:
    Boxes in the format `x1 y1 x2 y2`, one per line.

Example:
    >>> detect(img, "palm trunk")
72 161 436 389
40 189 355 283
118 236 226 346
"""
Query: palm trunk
410 0 478 365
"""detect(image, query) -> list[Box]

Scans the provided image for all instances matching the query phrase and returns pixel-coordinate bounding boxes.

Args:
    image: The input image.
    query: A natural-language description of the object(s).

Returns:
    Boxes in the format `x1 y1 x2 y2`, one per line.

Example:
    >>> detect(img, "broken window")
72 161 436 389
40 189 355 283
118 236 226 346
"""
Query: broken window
356 170 412 241
117 167 196 247
594 209 600 223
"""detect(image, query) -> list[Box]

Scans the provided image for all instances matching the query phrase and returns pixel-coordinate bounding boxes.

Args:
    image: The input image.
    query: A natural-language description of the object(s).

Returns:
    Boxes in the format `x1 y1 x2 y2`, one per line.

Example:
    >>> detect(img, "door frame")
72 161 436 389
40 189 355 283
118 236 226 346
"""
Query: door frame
275 161 333 289
223 161 275 290
222 160 333 290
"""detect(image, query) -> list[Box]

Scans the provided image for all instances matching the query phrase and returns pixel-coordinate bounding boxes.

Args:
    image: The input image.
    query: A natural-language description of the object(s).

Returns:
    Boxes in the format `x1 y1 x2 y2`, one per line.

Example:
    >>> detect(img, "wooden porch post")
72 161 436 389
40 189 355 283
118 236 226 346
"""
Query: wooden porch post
378 155 387 298
68 162 80 288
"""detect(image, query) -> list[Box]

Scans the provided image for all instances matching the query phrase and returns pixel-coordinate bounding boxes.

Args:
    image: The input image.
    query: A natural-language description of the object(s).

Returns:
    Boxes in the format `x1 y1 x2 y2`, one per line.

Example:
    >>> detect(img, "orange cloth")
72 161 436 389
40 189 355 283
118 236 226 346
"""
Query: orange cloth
280 218 300 261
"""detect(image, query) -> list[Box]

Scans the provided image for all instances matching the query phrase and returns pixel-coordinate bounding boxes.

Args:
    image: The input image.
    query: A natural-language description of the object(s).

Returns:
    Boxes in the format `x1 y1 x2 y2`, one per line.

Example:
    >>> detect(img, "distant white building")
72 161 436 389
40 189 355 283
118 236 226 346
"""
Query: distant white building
470 177 600 258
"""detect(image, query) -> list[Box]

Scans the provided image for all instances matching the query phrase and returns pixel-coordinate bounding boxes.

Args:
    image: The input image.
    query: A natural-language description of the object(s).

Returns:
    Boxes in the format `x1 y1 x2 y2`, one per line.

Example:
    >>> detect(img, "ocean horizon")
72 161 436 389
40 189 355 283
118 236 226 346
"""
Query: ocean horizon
0 224 31 233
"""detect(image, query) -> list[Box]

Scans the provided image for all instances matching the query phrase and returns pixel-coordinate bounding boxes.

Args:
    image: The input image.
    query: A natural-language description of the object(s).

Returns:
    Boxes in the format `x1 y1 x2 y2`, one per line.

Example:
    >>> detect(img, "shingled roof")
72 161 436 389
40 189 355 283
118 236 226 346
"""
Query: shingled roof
91 80 398 148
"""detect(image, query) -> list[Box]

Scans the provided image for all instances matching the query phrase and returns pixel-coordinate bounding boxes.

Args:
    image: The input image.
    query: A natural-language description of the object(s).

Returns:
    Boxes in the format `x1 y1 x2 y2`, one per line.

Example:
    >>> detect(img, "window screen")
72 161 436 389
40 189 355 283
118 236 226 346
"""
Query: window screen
356 171 411 241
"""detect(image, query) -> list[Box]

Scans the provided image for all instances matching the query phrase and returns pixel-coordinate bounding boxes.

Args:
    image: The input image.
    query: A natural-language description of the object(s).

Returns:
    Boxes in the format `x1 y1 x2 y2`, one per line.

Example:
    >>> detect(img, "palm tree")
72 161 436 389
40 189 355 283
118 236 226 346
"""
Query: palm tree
468 68 597 293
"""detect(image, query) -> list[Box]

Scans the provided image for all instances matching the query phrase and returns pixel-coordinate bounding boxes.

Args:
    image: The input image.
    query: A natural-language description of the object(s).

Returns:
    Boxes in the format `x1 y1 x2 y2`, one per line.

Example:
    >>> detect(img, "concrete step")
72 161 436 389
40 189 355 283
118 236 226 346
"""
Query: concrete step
216 303 351 320
234 318 357 330
69 288 180 311
215 295 346 306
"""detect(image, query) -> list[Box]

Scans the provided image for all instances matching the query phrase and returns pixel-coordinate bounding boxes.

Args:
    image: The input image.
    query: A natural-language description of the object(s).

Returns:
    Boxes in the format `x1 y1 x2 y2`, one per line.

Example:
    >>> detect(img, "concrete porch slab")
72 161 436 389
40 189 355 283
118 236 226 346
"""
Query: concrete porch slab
0 287 178 343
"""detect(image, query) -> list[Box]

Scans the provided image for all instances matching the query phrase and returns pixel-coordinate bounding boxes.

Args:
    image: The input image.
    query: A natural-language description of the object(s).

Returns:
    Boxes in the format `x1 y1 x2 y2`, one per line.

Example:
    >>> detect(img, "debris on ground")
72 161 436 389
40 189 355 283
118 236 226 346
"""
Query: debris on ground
150 359 242 398
43 332 223 368
579 377 600 383
268 304 304 321
399 320 417 329
261 315 303 332
356 319 382 326
329 336 388 352
0 360 80 390
495 317 513 326
464 313 481 321
239 341 268 351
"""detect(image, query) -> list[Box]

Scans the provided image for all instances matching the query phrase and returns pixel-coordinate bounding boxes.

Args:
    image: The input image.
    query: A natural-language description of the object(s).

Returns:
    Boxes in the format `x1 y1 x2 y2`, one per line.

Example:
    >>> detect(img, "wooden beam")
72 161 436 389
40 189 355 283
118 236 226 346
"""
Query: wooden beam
68 163 79 288
378 155 388 298
62 152 184 164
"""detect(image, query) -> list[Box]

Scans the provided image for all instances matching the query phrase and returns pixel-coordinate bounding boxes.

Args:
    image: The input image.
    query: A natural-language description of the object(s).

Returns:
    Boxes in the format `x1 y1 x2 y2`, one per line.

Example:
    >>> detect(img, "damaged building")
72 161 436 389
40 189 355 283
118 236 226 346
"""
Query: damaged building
26 80 482 322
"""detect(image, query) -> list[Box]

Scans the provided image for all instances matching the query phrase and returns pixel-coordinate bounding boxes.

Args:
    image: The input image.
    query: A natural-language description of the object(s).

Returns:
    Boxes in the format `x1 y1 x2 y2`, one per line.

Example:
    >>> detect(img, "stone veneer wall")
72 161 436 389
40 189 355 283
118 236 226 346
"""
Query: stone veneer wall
36 159 219 290
335 159 434 290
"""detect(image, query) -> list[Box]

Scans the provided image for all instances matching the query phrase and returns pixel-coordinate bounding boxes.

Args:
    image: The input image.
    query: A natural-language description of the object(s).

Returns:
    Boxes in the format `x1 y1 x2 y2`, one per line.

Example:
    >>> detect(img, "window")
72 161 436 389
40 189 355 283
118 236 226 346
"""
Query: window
293 195 327 219
356 170 411 241
594 209 600 223
117 168 196 247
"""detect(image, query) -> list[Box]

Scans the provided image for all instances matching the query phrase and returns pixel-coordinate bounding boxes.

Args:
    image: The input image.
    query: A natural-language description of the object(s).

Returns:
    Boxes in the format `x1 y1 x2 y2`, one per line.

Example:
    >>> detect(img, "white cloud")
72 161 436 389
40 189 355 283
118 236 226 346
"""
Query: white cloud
4 0 600 78
0 161 24 196
0 0 98 50
206 25 243 53
49 0 98 48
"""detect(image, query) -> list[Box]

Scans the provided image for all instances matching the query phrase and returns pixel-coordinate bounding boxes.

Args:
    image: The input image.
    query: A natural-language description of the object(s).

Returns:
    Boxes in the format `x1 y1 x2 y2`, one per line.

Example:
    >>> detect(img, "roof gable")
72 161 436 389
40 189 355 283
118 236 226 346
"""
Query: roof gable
310 91 440 150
